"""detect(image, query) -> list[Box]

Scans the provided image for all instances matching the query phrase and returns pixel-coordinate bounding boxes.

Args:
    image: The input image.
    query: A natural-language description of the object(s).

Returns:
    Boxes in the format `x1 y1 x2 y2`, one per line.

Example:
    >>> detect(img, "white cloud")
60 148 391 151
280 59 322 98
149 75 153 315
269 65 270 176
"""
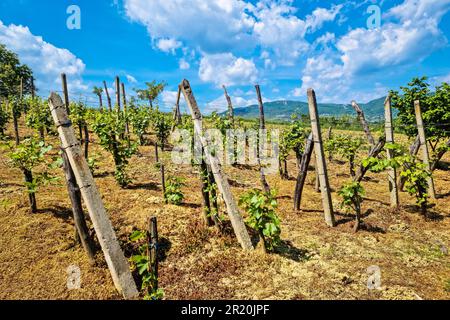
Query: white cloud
123 0 342 69
0 20 87 95
199 53 258 87
299 0 450 103
299 55 346 102
160 89 186 112
126 74 137 83
337 0 450 76
156 38 182 54
179 58 190 70
124 0 255 53
305 5 343 33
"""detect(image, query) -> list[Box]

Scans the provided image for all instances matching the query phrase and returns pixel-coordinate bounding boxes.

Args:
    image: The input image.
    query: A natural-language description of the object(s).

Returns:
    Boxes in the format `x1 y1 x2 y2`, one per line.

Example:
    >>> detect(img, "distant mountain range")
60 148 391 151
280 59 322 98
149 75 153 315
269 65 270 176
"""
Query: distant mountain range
221 97 387 122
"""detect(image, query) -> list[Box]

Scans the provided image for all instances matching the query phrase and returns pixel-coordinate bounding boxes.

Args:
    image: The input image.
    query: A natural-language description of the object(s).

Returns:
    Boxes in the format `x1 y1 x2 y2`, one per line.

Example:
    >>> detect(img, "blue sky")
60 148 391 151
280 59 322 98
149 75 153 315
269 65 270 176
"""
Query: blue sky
1 0 450 113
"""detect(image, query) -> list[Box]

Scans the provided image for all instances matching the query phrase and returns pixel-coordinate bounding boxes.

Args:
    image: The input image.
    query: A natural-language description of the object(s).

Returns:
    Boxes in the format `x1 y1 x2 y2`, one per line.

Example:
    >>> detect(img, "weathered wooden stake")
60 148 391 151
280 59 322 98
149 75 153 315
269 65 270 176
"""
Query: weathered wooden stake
294 133 314 211
115 76 121 112
154 141 159 163
61 74 70 114
223 85 235 125
255 84 271 194
414 100 436 199
48 93 138 299
121 83 130 136
307 89 336 227
103 81 112 112
384 96 399 207
12 78 23 146
171 86 182 132
314 165 320 193
352 101 375 147
30 77 35 99
200 159 214 226
23 169 37 213
180 79 253 250
61 149 96 264
161 163 166 204
83 124 89 159
148 216 158 292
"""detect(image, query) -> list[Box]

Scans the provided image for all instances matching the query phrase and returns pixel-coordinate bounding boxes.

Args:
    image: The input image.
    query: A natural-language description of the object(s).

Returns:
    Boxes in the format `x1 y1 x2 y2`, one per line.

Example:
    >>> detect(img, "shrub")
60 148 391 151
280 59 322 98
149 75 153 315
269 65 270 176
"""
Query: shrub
164 176 185 205
239 189 281 252
338 181 365 232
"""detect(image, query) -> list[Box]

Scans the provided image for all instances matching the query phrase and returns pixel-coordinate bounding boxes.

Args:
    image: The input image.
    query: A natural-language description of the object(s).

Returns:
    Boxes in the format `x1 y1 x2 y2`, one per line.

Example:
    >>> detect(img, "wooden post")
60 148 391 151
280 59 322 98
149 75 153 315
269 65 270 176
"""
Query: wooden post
161 163 166 203
255 84 271 194
180 79 253 250
61 149 96 264
48 93 138 299
200 159 213 226
352 101 375 147
223 85 234 125
115 76 121 112
314 166 320 193
414 100 436 199
255 85 266 128
83 124 89 159
13 81 21 146
103 81 112 112
148 216 158 292
307 89 336 227
31 77 35 99
155 141 159 163
171 85 182 132
294 133 314 210
121 83 130 136
61 74 70 114
23 169 37 213
384 96 399 207
175 85 182 124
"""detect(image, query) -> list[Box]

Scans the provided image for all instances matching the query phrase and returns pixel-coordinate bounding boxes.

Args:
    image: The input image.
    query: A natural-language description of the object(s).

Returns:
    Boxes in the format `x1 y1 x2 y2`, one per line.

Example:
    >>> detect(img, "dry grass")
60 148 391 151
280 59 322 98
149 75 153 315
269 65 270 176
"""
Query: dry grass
0 120 449 300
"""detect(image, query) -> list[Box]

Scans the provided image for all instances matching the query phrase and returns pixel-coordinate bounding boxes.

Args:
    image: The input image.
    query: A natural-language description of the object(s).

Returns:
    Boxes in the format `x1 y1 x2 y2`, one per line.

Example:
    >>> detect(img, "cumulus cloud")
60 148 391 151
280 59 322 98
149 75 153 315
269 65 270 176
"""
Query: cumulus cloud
123 0 342 71
126 74 137 83
199 53 258 87
299 0 450 102
338 0 450 76
305 5 343 33
0 20 87 94
124 0 255 53
179 58 190 70
156 38 182 54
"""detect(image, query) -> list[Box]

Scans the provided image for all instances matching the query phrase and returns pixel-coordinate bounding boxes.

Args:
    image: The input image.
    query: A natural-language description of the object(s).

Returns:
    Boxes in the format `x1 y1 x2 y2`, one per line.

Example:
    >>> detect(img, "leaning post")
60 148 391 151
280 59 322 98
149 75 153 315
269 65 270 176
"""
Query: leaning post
307 88 336 227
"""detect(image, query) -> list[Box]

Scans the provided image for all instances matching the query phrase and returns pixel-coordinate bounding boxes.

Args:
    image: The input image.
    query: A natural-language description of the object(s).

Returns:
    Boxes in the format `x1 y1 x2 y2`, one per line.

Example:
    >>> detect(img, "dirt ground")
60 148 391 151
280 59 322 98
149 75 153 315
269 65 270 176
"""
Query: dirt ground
0 119 449 300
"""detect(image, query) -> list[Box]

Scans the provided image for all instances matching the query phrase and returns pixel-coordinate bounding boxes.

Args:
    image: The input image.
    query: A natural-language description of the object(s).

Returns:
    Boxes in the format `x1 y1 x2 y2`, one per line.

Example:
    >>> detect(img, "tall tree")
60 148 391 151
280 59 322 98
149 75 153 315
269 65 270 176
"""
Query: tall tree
92 86 104 111
134 81 167 109
391 77 450 169
0 44 33 99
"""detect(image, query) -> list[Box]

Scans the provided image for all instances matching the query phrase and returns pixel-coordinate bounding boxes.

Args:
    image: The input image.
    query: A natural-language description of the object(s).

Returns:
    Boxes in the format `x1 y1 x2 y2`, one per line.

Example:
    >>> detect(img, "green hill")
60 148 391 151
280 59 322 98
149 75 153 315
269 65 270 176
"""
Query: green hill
221 97 387 122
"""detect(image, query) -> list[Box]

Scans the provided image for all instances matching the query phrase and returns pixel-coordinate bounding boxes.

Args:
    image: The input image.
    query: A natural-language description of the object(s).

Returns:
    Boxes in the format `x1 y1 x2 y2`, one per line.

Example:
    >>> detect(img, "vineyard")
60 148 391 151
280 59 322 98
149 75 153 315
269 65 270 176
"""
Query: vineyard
0 45 450 300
